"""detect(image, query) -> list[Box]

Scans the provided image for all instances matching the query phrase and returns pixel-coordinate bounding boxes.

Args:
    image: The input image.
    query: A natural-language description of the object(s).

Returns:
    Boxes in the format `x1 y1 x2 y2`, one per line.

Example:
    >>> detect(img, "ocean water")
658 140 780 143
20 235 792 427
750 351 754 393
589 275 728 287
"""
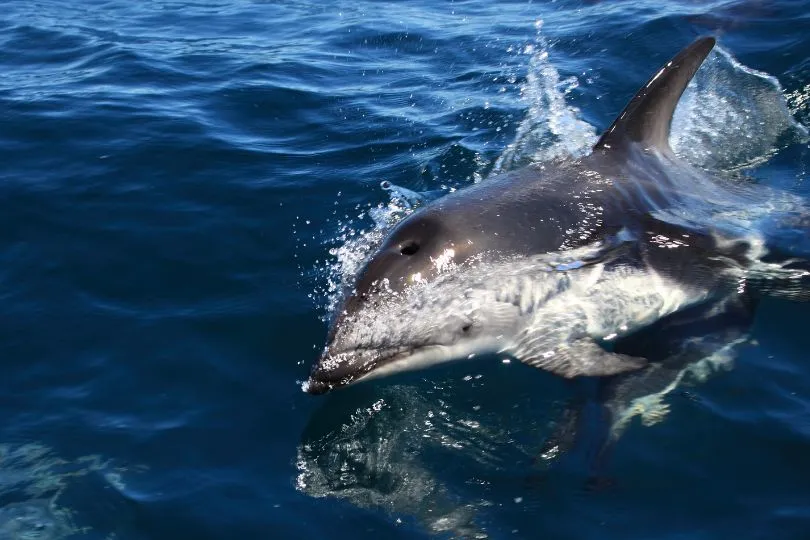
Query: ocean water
1 0 809 538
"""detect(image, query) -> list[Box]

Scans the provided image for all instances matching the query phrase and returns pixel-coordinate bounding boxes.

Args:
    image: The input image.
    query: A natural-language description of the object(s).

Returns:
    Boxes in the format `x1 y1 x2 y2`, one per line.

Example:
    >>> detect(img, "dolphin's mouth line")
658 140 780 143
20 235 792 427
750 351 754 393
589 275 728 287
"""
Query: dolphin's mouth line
350 343 465 385
352 349 416 378
308 343 447 394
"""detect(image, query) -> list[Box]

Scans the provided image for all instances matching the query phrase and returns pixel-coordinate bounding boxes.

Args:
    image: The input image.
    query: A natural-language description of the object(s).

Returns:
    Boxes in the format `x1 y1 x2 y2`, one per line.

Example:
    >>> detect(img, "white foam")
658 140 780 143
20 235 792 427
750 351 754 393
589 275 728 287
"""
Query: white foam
671 46 808 172
491 30 598 175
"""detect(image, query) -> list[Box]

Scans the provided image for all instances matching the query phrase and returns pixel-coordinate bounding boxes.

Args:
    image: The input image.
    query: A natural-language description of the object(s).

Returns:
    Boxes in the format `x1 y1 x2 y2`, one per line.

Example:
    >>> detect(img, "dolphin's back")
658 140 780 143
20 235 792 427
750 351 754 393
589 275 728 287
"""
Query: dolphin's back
427 161 615 253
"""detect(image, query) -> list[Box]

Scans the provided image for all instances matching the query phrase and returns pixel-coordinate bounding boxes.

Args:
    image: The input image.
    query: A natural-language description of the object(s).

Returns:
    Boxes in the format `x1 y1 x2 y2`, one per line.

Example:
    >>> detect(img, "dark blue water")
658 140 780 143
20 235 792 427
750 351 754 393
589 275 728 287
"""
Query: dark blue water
1 1 809 538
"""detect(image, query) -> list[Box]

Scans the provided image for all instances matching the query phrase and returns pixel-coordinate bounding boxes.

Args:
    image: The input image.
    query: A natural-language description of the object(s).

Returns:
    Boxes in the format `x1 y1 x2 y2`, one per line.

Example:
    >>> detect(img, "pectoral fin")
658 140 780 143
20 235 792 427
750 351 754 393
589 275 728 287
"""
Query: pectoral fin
512 339 648 378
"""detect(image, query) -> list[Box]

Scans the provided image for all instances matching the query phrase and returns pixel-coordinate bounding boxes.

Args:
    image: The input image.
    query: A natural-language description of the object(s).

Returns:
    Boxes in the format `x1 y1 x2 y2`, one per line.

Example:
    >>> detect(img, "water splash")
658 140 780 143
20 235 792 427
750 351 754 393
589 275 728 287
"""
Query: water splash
379 180 429 210
786 82 810 126
314 187 415 319
491 21 599 174
671 46 809 173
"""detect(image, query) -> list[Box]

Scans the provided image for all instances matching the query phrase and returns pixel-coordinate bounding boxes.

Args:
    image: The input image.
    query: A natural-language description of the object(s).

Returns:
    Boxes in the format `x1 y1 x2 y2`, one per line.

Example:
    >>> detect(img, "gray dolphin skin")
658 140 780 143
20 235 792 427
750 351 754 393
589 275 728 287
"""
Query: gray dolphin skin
304 37 810 396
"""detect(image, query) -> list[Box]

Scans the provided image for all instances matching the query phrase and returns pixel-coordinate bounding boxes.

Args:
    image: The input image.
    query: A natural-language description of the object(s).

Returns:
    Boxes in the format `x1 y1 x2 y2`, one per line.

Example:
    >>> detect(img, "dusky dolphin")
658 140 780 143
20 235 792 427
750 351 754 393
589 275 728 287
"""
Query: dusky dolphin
304 36 810 395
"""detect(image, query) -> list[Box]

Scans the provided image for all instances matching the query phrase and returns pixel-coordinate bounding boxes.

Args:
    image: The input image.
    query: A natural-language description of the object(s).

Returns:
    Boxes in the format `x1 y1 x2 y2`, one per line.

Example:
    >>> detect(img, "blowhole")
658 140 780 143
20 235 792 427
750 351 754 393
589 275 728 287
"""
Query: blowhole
400 241 420 255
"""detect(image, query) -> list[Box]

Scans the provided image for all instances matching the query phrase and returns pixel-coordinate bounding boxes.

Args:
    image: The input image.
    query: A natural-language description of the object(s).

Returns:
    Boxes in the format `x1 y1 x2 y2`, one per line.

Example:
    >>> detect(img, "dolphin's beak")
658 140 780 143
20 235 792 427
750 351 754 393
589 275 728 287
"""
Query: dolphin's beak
304 342 414 395
302 375 332 395
303 347 375 395
303 352 343 395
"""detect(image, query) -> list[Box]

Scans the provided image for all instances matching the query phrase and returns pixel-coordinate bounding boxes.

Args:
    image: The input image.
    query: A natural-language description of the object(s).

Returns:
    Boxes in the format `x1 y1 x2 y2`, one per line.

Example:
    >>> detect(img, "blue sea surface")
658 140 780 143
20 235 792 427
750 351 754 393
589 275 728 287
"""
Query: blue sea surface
1 0 809 538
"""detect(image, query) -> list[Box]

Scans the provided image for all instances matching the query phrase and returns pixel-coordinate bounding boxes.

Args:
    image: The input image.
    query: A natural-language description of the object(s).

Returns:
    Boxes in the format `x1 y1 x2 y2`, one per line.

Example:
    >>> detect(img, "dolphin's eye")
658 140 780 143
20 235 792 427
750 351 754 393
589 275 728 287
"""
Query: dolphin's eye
461 323 472 333
400 241 420 255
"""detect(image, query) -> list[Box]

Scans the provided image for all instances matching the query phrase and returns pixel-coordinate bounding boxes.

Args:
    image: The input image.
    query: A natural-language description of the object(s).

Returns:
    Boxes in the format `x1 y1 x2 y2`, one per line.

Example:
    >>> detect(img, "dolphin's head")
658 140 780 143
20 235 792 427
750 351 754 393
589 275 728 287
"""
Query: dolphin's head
304 277 518 394
343 210 476 311
304 208 495 395
304 253 570 395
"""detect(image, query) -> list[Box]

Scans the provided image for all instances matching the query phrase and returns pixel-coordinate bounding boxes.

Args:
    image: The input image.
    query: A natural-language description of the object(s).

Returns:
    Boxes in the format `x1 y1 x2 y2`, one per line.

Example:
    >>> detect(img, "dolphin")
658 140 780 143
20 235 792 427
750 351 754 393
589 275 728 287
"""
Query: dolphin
304 36 810 395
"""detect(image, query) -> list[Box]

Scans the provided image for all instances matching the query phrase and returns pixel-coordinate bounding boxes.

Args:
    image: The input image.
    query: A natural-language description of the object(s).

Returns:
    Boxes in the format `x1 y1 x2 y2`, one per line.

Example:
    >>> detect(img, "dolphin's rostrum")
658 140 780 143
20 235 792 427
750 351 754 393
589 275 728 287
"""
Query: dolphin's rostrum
305 37 810 395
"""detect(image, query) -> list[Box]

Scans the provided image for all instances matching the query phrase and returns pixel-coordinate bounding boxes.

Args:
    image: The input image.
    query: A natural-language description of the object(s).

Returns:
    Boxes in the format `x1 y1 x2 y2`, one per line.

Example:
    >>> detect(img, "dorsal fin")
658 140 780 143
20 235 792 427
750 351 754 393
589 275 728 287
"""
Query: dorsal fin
594 36 716 152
